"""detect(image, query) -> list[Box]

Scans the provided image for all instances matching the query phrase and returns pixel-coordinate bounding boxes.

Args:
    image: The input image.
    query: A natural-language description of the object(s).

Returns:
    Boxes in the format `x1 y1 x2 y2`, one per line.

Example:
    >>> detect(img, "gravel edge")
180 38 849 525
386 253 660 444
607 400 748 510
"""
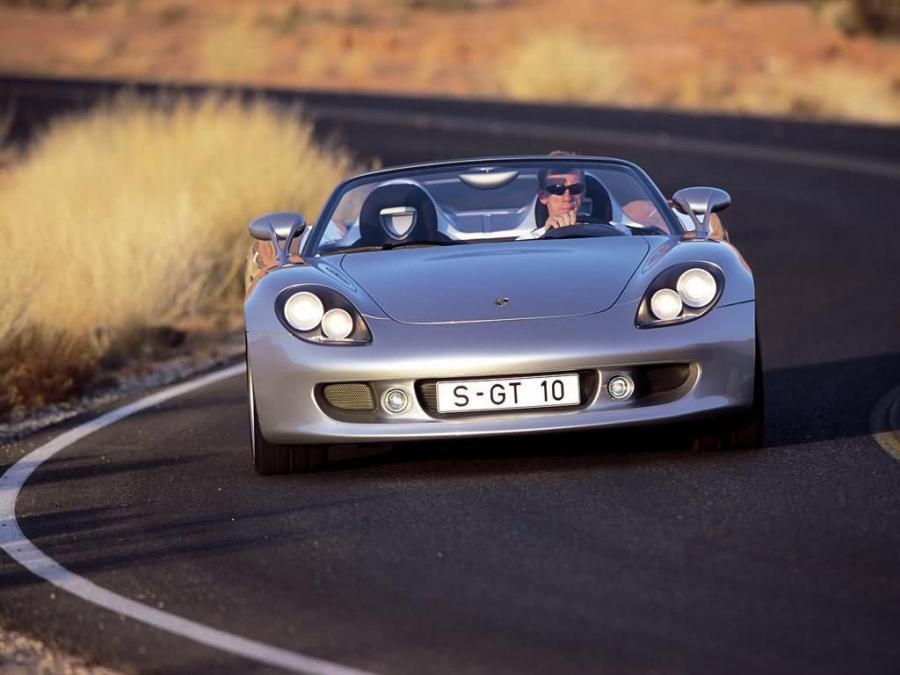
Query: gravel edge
0 626 125 675
0 333 244 447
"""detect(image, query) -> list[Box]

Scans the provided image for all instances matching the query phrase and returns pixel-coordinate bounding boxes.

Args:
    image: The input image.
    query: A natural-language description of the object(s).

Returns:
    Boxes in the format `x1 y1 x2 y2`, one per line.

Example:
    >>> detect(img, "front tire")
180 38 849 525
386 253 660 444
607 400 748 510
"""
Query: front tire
247 361 327 475
694 334 765 452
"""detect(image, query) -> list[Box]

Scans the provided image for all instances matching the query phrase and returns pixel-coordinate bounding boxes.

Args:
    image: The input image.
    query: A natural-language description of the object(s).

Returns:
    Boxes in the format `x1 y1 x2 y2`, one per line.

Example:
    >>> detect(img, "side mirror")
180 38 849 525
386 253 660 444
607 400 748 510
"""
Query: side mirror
672 187 731 236
248 211 306 240
248 211 306 264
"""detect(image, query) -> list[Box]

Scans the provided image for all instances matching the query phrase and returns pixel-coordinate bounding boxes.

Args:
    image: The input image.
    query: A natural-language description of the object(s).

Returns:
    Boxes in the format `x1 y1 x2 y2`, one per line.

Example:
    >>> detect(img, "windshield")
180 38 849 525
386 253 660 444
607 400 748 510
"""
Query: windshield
307 159 678 256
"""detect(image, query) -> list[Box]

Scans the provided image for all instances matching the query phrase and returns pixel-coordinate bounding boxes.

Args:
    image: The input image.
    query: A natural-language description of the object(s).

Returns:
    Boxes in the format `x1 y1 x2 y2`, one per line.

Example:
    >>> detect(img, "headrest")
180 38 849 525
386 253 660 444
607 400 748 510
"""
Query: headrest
358 183 439 246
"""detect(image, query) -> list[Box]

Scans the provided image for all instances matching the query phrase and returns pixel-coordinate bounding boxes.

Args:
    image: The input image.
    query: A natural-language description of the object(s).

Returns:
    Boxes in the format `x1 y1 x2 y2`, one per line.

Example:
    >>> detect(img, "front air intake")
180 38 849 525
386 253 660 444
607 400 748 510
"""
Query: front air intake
321 383 376 411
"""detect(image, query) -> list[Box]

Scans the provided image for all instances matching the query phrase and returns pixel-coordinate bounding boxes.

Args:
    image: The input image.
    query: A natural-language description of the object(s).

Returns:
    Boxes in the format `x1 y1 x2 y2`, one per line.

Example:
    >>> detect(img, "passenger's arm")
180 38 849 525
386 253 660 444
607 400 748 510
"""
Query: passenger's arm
622 200 670 233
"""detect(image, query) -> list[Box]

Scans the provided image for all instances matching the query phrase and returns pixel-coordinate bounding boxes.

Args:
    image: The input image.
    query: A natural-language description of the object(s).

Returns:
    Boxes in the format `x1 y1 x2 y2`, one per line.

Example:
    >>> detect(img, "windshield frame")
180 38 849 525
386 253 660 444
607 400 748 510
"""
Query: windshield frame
303 156 681 257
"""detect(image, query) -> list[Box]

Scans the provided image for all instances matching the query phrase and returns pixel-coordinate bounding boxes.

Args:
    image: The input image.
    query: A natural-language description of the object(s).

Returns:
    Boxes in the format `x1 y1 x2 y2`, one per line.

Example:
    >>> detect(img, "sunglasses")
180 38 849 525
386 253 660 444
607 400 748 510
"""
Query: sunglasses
543 182 586 196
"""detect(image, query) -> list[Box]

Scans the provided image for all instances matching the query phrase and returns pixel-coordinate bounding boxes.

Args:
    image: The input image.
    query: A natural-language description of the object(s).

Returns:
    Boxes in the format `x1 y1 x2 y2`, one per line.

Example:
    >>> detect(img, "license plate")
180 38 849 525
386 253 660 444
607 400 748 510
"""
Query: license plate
436 373 580 413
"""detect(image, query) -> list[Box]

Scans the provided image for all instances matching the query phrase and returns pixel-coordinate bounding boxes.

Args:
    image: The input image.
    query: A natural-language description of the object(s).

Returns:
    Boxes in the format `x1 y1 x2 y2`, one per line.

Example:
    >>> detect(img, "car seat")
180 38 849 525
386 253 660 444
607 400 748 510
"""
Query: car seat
357 182 448 247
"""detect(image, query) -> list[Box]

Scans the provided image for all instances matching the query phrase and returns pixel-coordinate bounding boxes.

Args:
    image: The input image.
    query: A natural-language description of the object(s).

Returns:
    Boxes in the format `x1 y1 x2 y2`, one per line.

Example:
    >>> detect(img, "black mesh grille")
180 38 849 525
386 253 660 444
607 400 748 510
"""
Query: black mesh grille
419 382 438 411
322 383 376 411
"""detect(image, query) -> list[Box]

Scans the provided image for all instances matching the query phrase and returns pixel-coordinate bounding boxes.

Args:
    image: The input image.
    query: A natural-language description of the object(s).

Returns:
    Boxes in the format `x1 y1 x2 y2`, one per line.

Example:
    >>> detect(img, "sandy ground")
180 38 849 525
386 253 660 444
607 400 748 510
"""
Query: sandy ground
1 0 899 123
0 627 124 675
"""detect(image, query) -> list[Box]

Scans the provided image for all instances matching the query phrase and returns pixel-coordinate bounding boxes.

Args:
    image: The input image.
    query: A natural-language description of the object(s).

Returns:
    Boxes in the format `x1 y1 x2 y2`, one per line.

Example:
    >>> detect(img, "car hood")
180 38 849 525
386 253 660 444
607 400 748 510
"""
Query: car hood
339 238 650 324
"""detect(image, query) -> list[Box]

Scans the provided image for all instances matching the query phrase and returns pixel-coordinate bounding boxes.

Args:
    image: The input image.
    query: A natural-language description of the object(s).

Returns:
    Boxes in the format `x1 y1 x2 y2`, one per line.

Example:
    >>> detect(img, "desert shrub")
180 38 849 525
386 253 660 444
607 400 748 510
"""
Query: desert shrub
728 66 900 122
727 0 900 36
496 33 635 104
849 0 900 34
0 0 109 8
0 93 358 417
810 0 900 35
201 16 270 81
406 0 514 9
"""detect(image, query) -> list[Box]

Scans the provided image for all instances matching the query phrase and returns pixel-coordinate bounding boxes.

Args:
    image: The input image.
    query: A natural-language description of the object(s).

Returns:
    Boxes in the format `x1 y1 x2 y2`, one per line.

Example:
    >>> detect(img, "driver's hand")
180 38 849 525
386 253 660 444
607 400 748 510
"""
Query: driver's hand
544 209 577 229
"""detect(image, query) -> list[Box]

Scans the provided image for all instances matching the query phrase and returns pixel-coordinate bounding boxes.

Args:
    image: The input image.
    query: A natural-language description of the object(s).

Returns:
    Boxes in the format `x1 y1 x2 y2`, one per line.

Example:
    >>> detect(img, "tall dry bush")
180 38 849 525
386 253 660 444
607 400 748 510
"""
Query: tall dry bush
0 94 357 417
496 33 635 104
202 15 270 81
495 30 898 124
669 64 900 124
818 0 900 36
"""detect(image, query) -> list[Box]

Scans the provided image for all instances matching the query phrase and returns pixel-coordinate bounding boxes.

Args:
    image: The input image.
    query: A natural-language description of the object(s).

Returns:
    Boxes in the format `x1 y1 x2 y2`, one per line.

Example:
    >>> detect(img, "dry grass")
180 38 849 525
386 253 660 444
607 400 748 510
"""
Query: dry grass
3 0 899 125
778 66 900 122
297 40 377 82
668 62 900 122
492 31 900 123
0 94 357 418
817 0 900 36
0 625 123 674
201 15 270 81
495 32 636 104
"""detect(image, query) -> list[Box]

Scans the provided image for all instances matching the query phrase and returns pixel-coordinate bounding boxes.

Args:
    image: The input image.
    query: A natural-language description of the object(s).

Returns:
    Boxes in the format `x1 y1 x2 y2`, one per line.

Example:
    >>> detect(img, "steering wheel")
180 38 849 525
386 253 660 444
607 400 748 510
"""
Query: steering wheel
541 218 623 239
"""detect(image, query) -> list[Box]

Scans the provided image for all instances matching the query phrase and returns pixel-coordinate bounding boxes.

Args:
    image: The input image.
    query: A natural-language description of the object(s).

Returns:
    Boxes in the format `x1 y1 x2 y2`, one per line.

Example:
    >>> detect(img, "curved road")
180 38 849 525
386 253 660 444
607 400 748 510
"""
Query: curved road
2 80 900 674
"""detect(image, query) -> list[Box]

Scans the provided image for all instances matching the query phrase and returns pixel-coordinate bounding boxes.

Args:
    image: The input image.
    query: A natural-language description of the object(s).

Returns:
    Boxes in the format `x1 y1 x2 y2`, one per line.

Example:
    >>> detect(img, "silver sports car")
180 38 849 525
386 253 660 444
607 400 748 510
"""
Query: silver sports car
244 156 762 474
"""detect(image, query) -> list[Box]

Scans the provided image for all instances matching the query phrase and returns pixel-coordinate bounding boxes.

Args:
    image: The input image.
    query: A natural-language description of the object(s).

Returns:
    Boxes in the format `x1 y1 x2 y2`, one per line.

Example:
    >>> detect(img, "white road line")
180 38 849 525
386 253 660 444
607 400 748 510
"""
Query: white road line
0 364 377 675
872 385 900 462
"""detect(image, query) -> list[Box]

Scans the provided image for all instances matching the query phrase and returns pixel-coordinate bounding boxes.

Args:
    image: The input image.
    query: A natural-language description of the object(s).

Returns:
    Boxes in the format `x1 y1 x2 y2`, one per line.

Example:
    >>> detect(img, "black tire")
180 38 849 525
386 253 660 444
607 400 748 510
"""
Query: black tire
694 333 765 452
247 357 327 475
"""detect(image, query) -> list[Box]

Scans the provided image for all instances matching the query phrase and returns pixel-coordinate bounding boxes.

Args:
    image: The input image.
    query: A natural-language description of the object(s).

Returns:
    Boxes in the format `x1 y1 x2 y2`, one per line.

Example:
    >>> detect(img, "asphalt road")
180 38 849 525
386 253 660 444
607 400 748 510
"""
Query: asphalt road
2 77 900 674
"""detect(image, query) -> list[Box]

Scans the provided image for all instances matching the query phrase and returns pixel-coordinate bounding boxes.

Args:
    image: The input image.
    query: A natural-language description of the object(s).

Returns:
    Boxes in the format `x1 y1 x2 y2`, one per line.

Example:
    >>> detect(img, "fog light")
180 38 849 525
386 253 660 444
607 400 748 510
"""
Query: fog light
608 375 635 400
383 388 410 414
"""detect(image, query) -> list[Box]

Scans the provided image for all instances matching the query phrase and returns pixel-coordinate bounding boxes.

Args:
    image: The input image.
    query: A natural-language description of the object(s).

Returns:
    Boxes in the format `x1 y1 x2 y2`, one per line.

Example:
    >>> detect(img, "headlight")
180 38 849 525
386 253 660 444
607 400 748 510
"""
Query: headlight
676 268 717 308
276 286 371 345
321 308 354 340
636 263 724 328
650 289 683 320
284 291 324 331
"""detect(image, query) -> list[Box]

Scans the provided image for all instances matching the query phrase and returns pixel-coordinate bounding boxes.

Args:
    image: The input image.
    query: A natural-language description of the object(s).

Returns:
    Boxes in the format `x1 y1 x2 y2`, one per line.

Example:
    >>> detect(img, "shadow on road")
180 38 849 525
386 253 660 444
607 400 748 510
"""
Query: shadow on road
765 351 900 446
315 349 900 475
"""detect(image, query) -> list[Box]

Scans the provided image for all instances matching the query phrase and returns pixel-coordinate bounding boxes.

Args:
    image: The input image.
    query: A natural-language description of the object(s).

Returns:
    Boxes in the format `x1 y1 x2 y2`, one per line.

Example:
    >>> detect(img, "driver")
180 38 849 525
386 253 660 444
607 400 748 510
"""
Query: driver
537 166 587 230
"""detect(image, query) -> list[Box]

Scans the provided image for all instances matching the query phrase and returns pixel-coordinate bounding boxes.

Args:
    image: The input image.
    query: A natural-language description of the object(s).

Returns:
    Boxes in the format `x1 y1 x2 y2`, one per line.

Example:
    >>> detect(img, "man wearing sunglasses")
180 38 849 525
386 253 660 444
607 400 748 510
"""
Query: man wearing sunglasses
537 166 588 230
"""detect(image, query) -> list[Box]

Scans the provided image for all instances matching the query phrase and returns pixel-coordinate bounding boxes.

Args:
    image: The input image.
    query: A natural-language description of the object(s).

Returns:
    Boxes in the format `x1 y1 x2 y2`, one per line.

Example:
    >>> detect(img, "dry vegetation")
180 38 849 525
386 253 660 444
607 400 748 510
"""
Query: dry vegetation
201 13 270 81
1 0 900 124
0 94 357 418
0 625 123 675
497 34 633 104
492 30 900 122
644 52 900 123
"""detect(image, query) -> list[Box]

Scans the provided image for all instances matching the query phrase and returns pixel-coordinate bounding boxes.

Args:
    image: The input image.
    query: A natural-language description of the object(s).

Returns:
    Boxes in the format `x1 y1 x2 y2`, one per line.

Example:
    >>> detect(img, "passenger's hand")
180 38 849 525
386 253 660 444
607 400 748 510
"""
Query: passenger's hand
544 209 578 229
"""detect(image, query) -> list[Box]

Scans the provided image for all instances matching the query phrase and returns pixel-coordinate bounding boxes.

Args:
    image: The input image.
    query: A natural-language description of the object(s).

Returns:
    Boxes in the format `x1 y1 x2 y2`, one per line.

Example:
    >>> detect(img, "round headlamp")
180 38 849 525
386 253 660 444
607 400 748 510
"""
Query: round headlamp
676 268 717 308
321 308 354 341
284 291 324 331
650 288 683 321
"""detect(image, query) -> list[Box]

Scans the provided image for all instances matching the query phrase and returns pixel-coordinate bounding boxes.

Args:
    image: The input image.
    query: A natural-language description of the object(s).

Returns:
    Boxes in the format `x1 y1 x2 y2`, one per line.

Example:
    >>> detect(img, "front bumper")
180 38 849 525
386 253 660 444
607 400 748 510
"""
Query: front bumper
248 300 756 445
